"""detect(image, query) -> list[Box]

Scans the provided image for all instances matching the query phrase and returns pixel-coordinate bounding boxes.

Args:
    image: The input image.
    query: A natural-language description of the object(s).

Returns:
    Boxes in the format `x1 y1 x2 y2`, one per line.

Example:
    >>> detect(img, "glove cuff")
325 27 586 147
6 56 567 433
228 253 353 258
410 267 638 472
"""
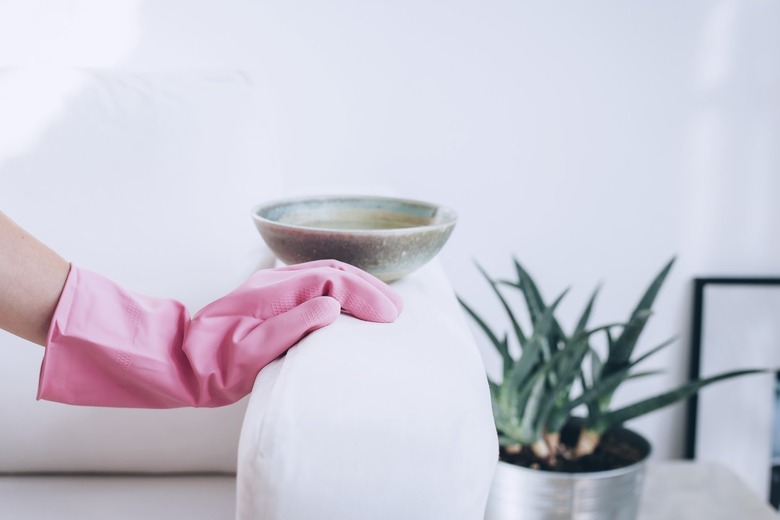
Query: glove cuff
38 265 191 407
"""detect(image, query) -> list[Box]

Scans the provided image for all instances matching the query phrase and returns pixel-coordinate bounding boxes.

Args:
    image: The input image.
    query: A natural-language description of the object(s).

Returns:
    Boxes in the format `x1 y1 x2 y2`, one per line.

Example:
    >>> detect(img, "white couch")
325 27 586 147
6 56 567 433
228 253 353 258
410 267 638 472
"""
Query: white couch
0 69 497 519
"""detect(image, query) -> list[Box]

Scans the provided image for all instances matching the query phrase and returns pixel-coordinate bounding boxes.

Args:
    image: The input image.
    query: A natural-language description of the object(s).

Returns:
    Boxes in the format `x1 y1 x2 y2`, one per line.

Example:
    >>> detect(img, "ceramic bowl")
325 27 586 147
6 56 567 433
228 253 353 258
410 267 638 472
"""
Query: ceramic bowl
252 195 457 282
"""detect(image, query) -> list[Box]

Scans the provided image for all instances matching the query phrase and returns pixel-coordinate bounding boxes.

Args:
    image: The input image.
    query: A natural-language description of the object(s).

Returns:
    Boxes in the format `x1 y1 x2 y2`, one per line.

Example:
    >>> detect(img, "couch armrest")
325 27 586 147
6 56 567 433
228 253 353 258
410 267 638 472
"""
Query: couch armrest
236 260 498 520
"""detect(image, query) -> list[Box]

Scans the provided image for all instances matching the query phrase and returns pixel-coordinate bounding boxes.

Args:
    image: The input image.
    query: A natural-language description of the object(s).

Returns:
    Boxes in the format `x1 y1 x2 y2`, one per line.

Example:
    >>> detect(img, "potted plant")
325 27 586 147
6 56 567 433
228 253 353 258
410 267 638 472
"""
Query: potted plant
459 257 761 520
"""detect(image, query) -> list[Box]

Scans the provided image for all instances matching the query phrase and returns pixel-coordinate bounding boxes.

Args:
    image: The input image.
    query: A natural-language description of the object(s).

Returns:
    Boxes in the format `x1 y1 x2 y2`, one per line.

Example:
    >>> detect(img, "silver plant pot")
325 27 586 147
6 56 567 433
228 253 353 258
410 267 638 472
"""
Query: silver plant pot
484 425 651 520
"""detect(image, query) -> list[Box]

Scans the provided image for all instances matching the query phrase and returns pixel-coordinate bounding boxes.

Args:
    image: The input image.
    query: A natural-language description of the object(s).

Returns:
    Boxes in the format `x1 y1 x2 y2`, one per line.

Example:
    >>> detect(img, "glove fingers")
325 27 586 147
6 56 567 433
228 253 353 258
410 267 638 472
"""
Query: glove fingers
200 260 402 323
274 259 404 312
312 271 400 323
238 296 341 365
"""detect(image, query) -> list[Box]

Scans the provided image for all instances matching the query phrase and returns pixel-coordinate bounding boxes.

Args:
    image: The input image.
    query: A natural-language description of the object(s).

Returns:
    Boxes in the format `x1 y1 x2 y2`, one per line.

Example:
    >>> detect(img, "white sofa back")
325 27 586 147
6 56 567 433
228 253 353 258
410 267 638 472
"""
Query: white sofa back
0 68 279 472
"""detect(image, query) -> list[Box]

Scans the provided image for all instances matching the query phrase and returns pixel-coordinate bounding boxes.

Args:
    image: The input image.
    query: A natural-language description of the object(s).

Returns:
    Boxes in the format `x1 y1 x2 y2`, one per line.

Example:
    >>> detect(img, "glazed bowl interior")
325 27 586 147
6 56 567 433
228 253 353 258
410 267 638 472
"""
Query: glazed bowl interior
252 196 457 282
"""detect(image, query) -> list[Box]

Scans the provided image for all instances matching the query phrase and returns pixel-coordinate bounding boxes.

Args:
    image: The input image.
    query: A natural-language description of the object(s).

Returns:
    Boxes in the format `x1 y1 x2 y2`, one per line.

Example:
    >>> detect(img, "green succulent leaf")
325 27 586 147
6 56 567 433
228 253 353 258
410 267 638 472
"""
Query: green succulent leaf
519 376 547 441
589 347 603 385
515 339 580 441
624 369 666 381
496 358 551 445
487 379 500 400
476 262 528 349
566 356 668 415
508 257 568 341
535 331 593 435
503 289 569 398
574 285 600 337
593 368 765 434
458 296 513 374
604 257 675 370
629 336 678 368
588 335 678 414
580 346 603 421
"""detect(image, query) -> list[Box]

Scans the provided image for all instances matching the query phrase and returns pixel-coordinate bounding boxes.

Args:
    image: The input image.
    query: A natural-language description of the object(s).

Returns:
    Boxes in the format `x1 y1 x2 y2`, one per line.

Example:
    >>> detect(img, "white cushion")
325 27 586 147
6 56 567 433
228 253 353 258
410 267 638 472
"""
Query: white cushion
0 68 279 472
236 260 498 519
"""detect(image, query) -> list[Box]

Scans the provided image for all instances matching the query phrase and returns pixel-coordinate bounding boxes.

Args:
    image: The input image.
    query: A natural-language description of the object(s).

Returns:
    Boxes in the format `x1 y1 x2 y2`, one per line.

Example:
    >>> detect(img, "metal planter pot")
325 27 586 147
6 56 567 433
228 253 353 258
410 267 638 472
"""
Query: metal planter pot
484 425 651 520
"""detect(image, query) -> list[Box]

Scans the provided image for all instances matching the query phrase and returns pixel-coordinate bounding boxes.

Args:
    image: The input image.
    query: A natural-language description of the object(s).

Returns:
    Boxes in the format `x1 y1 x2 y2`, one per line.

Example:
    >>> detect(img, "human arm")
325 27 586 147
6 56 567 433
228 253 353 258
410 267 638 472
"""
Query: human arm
0 211 70 346
41 259 402 408
0 211 402 408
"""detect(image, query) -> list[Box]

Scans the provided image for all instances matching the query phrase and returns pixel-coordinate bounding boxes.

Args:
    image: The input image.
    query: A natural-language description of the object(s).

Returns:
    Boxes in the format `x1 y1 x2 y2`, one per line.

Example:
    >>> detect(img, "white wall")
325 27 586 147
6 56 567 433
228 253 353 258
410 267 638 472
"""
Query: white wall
2 0 779 460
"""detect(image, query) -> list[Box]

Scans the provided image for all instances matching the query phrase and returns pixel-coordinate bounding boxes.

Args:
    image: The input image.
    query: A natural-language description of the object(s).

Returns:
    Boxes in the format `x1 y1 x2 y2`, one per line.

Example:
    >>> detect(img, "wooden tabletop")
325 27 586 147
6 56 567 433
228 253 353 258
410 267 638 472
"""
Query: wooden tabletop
640 461 779 519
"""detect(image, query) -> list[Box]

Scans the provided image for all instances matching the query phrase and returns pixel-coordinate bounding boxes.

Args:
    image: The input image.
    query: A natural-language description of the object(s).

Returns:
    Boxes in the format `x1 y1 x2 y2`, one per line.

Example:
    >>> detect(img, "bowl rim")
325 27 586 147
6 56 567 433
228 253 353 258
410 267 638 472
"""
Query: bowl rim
251 194 458 235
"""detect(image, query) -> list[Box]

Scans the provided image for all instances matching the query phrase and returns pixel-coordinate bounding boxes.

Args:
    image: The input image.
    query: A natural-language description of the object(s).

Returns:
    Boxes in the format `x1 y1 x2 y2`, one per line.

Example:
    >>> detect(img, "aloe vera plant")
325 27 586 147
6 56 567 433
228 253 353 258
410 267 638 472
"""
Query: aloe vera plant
459 257 761 469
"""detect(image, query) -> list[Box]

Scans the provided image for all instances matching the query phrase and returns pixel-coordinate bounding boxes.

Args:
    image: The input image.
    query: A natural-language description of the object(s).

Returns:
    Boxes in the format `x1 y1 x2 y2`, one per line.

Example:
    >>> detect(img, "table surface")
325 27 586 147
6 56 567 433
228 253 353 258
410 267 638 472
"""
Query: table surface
640 461 779 520
0 474 236 520
1 461 778 519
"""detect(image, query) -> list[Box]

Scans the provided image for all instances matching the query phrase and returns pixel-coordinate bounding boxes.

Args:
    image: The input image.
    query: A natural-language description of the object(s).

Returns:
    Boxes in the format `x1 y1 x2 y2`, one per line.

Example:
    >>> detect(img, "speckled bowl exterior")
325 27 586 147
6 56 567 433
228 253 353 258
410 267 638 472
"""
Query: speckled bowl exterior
252 196 457 282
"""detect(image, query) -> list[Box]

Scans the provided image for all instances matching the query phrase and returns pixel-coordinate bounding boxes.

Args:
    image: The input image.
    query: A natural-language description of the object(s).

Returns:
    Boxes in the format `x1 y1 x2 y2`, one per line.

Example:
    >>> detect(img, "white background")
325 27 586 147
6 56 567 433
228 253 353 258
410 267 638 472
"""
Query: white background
1 0 779 461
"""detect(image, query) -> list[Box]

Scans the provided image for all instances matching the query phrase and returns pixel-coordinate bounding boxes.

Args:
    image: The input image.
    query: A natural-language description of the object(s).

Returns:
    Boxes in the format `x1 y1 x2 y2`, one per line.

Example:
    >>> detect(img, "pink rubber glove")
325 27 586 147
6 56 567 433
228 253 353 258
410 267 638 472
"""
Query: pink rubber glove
38 260 403 408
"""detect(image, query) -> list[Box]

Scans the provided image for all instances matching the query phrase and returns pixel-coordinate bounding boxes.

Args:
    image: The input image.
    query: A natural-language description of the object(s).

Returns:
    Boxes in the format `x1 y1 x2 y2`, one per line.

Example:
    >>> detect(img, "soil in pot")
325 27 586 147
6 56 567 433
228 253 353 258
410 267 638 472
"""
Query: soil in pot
499 421 648 473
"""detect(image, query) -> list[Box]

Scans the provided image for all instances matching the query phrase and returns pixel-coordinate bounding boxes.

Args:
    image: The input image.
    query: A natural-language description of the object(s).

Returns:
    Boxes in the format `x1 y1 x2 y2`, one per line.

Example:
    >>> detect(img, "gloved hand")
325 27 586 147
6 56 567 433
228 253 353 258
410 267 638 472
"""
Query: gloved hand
38 259 403 408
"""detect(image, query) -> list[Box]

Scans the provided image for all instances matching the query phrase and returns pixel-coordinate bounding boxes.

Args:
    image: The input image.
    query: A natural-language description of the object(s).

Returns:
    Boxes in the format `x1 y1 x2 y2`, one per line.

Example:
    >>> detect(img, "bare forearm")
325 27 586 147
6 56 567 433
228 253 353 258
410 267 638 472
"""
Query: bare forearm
0 212 70 346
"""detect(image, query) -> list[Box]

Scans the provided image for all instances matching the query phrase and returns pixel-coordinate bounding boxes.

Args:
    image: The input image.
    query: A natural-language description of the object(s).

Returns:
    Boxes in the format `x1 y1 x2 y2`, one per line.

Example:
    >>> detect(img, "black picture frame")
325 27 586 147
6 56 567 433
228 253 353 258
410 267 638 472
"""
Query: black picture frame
686 277 780 505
